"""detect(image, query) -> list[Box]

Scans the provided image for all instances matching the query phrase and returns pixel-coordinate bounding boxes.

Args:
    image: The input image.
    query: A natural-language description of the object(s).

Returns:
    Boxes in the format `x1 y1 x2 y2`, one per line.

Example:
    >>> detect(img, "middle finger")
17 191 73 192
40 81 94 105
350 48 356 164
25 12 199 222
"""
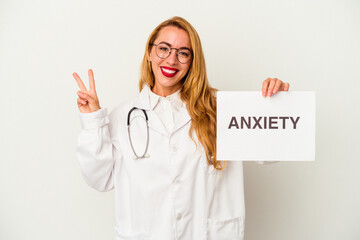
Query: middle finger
267 78 277 97
88 69 96 92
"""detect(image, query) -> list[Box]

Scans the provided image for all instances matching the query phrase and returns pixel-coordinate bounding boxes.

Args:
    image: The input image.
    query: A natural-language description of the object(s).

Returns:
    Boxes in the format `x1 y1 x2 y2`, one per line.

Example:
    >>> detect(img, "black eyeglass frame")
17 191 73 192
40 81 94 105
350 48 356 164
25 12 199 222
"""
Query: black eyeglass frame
151 43 193 64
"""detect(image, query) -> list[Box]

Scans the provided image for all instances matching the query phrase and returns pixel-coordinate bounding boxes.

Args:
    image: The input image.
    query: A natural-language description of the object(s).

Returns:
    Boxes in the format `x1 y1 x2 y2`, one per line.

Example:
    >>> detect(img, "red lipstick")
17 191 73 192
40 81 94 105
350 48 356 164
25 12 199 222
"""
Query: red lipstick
160 66 179 78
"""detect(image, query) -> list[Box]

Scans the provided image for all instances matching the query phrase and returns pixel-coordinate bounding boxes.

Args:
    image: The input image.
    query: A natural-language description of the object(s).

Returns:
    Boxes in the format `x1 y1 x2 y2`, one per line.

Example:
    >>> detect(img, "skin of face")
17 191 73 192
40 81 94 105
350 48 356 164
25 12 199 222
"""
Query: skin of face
148 26 192 97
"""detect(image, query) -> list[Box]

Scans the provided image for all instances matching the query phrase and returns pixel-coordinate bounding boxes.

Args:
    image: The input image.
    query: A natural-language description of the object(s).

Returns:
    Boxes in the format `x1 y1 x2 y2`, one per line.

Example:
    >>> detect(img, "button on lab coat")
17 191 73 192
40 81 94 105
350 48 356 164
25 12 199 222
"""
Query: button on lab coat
76 85 246 240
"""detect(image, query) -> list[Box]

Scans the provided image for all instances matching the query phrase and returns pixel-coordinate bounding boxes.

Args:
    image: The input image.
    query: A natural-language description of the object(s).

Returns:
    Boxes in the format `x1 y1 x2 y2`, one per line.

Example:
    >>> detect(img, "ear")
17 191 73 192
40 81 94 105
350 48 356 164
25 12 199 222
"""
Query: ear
147 46 152 62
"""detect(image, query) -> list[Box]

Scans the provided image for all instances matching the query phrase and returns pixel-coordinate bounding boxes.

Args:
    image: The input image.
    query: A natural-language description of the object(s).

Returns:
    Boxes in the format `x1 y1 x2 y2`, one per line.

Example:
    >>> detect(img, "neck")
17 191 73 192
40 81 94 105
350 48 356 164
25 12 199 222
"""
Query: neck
152 83 181 97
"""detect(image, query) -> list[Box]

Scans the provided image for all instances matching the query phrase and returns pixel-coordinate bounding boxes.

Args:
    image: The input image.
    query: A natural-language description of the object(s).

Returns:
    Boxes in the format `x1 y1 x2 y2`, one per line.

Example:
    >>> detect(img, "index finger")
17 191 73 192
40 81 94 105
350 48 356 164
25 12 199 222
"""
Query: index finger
73 72 87 91
88 69 96 92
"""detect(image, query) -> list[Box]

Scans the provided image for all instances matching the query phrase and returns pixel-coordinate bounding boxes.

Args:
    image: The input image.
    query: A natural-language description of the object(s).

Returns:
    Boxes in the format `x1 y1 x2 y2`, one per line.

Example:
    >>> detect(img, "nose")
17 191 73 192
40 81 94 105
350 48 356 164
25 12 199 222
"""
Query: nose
166 49 178 65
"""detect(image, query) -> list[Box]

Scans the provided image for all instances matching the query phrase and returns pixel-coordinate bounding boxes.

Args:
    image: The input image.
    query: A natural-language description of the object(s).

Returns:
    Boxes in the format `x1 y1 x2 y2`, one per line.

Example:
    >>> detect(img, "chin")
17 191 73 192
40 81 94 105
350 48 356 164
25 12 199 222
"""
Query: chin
158 77 181 87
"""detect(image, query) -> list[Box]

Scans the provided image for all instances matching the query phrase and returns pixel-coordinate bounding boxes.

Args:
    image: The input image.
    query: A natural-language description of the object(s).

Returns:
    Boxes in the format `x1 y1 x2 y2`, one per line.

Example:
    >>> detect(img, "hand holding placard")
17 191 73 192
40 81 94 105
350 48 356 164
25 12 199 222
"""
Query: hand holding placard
217 91 315 161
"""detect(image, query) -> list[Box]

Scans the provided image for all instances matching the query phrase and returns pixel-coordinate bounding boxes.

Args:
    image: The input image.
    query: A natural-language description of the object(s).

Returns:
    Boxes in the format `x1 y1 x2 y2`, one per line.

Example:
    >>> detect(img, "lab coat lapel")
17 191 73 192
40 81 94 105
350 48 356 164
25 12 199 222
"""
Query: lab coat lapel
172 105 191 134
148 111 169 137
133 86 169 137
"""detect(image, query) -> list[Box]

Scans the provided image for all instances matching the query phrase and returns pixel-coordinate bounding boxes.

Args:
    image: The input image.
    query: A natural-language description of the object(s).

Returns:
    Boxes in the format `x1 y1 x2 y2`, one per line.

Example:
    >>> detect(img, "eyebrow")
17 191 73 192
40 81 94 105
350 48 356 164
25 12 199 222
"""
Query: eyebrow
157 41 192 52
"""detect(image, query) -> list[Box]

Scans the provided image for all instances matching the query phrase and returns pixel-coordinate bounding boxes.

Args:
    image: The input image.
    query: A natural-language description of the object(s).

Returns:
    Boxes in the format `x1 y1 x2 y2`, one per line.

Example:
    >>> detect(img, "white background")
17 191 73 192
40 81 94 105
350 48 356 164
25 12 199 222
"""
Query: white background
1 0 359 239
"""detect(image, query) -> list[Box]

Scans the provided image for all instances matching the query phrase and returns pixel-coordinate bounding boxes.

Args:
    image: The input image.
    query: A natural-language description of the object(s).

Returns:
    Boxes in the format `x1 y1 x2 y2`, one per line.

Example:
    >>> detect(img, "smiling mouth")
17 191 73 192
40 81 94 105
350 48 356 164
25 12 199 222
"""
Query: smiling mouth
160 67 179 77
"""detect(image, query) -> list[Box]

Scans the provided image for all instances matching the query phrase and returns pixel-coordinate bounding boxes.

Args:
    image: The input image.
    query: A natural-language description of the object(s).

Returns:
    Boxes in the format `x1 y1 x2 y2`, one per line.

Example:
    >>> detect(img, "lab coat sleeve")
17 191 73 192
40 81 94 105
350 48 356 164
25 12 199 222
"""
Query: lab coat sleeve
76 107 117 192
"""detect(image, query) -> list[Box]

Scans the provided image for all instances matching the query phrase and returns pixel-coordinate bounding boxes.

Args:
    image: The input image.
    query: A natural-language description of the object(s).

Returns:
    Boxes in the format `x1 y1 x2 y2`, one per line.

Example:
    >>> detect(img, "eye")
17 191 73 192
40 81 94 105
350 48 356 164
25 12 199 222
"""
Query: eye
159 46 170 52
178 51 190 58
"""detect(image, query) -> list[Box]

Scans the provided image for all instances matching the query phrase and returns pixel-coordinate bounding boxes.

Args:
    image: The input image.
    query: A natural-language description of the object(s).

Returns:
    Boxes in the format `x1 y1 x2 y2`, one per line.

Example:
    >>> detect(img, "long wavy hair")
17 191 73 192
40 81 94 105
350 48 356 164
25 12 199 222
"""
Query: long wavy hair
139 16 225 171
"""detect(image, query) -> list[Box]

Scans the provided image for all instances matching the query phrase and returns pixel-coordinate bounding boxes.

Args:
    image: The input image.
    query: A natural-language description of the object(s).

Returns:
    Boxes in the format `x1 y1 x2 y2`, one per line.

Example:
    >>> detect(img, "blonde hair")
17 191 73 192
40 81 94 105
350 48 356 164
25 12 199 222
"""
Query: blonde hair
139 16 225 171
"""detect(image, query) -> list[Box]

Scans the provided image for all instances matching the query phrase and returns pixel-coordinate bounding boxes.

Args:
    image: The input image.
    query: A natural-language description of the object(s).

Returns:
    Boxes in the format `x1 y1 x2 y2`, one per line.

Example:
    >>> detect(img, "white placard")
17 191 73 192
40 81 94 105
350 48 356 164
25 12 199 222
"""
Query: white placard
217 91 315 161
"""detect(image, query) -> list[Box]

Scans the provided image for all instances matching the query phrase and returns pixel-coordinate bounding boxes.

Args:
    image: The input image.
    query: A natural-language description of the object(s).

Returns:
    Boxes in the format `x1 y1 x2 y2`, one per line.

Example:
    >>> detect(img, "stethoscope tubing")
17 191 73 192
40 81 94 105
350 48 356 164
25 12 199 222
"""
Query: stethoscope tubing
127 107 150 159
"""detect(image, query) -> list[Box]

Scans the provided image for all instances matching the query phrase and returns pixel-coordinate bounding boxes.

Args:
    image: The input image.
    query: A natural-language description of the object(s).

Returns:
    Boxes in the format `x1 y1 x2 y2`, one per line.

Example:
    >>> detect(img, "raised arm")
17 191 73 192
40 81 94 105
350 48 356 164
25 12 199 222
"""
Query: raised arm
73 69 117 191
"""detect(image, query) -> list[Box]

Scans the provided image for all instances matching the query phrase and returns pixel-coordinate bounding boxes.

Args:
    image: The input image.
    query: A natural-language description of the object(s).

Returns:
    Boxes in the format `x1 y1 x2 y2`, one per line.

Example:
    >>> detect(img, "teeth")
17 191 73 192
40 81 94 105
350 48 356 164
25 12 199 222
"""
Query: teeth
161 67 177 74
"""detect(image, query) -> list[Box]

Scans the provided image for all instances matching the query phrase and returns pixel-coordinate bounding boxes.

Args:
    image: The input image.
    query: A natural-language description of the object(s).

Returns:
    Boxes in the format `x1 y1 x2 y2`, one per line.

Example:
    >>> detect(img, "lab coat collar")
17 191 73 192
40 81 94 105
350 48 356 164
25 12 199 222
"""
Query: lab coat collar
133 85 152 110
133 85 191 136
148 87 183 111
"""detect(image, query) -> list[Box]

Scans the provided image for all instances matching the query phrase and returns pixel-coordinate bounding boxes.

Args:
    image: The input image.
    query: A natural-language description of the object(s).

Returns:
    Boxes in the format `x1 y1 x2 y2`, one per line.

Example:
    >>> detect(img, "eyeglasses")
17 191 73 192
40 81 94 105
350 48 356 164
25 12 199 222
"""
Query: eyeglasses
151 43 192 64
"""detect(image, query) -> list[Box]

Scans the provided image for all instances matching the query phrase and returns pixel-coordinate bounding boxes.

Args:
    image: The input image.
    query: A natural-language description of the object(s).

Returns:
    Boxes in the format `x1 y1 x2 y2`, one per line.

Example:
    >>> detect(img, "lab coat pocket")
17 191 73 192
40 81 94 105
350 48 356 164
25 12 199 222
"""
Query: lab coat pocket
206 216 244 240
115 227 147 240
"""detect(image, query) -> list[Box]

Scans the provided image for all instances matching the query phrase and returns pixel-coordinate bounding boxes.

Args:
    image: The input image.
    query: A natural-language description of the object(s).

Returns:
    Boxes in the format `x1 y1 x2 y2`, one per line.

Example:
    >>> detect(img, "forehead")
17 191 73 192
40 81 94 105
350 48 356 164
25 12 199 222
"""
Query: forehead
155 26 191 49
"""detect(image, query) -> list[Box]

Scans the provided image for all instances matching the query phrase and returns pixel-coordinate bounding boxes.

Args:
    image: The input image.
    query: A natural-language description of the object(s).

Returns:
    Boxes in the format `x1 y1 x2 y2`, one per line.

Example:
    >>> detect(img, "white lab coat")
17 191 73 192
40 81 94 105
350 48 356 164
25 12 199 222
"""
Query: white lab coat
76 85 246 240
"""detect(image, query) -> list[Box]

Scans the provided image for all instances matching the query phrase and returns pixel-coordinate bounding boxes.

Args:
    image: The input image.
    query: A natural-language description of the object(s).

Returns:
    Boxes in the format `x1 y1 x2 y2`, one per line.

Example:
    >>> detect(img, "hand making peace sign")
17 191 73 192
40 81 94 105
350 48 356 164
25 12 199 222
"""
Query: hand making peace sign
73 69 101 113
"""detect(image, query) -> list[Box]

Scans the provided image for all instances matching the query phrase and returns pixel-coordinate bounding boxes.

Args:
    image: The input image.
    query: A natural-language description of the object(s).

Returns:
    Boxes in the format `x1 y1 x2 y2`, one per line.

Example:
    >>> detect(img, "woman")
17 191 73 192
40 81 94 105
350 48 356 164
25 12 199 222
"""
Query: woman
74 16 289 240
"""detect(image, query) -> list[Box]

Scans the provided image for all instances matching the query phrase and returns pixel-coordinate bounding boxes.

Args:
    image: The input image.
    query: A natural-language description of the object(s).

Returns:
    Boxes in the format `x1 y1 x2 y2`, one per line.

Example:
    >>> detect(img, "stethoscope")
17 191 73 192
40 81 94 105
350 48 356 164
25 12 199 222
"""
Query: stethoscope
127 107 150 159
